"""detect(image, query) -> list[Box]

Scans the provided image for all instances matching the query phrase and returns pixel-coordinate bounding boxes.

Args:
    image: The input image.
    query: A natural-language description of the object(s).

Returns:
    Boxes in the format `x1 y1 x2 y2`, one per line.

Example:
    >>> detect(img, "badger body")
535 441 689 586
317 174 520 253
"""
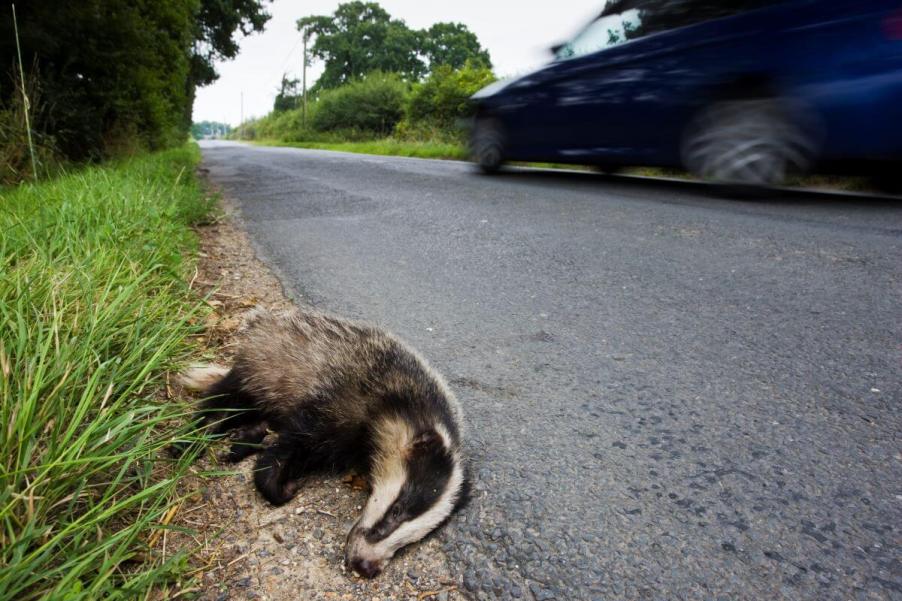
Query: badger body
181 308 467 578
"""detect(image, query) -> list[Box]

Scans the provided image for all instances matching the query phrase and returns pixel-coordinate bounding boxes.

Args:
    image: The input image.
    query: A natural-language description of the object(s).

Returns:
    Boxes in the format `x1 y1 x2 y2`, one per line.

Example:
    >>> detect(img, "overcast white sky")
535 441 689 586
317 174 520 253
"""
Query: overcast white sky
193 0 605 125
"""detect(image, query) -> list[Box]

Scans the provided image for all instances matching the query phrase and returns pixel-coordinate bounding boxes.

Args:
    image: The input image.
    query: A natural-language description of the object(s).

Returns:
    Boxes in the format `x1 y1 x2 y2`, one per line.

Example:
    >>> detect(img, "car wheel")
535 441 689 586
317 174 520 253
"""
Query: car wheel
471 118 505 174
682 99 817 189
871 166 902 196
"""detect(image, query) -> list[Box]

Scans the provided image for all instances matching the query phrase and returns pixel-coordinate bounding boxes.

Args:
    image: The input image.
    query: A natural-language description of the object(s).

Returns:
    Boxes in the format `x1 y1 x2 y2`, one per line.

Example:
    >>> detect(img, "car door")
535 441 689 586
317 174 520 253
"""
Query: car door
542 1 793 164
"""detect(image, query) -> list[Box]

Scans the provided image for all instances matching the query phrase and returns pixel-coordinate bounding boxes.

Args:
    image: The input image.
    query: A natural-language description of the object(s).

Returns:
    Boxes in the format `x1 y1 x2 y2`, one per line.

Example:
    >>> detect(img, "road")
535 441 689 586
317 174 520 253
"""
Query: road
200 141 901 601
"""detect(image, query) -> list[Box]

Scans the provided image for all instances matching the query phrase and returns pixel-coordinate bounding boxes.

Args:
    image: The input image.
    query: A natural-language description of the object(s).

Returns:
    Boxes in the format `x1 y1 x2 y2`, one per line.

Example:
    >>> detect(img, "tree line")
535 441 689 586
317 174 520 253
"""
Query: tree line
0 0 270 173
297 1 490 93
243 2 494 144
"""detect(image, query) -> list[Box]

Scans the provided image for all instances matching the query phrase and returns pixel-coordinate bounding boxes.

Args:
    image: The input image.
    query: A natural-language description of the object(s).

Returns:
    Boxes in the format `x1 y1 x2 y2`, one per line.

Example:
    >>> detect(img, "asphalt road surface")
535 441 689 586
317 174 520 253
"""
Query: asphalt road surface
201 141 901 601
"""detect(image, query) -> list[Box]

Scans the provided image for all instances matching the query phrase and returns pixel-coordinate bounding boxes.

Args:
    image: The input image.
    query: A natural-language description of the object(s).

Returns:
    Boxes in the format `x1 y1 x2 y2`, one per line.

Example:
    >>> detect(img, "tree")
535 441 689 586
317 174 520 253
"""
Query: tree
274 76 301 112
191 0 272 87
421 23 491 70
192 120 232 139
187 0 272 126
298 2 425 90
297 2 491 91
0 1 270 161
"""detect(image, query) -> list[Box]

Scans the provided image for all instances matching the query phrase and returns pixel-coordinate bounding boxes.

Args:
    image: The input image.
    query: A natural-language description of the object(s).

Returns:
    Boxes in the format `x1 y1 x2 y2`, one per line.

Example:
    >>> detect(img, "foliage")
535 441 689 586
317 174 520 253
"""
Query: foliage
253 138 468 161
298 2 423 90
191 120 232 139
421 23 491 70
311 72 408 136
1 65 60 185
298 2 491 91
405 62 496 129
274 76 302 113
0 1 270 163
233 61 494 147
191 0 273 87
0 145 212 599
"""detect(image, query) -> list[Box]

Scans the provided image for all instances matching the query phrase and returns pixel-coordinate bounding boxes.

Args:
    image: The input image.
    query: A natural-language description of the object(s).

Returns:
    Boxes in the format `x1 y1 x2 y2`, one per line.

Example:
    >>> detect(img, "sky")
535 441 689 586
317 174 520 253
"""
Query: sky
193 0 606 125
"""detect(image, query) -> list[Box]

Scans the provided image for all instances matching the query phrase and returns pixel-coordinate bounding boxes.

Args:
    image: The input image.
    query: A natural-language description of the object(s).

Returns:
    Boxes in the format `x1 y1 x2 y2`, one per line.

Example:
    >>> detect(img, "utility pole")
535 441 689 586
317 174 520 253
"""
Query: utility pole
240 91 244 139
302 28 309 128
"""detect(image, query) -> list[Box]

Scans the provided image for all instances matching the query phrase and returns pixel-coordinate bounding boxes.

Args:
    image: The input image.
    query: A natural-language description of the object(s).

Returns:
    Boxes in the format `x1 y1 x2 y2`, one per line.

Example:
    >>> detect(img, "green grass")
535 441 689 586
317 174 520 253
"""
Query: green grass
0 145 213 600
251 137 469 161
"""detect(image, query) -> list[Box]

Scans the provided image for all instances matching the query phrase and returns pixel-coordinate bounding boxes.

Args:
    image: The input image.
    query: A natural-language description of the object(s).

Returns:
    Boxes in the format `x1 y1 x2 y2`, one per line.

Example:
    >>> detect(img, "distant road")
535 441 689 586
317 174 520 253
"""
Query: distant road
201 141 902 601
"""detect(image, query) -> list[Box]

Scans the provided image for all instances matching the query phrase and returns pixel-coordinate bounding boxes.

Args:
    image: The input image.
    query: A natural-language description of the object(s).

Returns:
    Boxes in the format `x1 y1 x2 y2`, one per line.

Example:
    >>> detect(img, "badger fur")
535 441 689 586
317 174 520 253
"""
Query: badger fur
180 307 467 579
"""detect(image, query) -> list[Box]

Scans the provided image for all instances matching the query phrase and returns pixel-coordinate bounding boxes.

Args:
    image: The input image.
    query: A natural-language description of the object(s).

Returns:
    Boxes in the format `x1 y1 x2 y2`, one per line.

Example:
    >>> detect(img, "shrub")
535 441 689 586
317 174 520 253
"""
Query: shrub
0 68 61 185
312 72 407 136
405 62 496 129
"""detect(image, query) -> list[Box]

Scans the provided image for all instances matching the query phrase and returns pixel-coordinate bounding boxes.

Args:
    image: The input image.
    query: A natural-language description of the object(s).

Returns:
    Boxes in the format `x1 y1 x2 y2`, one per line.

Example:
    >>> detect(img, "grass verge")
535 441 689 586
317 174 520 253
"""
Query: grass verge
0 145 213 600
251 138 469 161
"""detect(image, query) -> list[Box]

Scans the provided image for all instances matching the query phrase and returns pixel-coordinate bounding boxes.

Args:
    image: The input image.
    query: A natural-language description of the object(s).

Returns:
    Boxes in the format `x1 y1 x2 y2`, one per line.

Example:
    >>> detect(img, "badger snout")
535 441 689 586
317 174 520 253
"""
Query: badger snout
349 557 382 579
346 525 387 579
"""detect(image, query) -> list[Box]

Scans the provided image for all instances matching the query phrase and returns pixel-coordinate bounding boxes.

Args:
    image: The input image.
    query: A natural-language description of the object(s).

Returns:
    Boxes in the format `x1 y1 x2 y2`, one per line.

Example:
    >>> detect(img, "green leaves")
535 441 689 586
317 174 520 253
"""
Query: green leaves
297 1 492 91
0 1 270 163
406 62 497 129
312 72 408 136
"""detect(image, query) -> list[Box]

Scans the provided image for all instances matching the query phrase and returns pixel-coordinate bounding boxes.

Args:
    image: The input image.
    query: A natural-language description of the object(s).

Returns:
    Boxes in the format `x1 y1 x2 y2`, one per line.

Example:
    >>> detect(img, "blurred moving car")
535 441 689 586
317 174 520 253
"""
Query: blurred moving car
470 0 902 189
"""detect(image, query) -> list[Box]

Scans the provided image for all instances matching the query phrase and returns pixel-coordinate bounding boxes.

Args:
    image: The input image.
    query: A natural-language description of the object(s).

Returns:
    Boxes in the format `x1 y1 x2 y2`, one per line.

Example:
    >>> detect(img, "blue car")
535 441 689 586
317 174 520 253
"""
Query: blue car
470 0 902 188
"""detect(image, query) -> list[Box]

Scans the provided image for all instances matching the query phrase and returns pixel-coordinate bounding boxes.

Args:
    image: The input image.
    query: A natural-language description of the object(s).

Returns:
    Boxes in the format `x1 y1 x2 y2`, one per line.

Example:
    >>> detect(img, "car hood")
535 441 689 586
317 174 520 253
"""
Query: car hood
471 63 552 100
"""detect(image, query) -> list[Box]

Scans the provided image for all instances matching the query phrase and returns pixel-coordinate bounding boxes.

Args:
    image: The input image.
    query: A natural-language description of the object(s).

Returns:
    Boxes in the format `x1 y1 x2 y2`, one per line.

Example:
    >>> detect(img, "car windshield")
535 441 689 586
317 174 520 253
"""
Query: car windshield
556 1 783 61
557 9 642 60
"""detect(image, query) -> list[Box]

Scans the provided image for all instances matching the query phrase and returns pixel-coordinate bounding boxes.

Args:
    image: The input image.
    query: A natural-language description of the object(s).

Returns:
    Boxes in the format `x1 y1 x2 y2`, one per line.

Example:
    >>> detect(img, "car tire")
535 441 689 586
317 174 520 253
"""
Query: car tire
681 99 817 189
471 118 506 174
871 166 902 196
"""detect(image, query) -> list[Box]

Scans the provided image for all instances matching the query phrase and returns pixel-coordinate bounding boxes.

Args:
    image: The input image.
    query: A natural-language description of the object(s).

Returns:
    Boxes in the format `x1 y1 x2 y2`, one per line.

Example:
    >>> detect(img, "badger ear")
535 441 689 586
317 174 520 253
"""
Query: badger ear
409 429 442 454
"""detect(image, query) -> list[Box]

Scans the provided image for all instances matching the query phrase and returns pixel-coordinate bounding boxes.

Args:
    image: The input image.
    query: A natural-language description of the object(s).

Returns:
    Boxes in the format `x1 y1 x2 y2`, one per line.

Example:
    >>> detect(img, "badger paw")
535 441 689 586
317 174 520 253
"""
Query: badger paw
254 446 301 506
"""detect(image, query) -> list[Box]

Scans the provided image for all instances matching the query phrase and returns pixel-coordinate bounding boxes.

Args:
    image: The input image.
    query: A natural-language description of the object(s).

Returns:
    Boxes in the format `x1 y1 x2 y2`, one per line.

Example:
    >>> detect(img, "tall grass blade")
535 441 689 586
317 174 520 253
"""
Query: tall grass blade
11 3 38 181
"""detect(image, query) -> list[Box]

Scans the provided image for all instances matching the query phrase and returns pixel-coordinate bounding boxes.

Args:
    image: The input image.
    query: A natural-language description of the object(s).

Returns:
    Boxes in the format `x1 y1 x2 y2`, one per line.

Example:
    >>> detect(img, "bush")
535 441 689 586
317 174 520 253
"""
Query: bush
405 62 496 129
312 72 407 136
0 69 62 185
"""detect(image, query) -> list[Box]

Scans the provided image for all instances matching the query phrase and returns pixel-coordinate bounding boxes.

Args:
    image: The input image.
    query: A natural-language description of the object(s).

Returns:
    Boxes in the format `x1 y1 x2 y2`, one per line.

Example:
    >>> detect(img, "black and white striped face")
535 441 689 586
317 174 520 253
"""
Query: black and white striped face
346 427 465 579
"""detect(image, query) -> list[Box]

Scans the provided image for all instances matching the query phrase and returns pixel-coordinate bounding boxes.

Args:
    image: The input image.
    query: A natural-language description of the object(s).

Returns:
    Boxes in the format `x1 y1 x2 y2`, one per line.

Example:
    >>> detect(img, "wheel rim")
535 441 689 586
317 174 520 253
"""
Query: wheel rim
683 100 815 186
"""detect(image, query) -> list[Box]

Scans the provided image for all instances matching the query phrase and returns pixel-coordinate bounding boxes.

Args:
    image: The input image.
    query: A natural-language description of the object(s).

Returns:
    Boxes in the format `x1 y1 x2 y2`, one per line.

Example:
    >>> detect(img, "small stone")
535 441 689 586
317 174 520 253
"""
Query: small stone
236 577 251 588
464 570 478 592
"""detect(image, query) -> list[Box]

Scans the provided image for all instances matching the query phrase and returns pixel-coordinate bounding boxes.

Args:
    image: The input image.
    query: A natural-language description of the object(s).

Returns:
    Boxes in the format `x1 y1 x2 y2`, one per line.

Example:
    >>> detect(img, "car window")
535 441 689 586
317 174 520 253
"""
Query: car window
557 9 642 60
625 0 786 35
556 0 785 60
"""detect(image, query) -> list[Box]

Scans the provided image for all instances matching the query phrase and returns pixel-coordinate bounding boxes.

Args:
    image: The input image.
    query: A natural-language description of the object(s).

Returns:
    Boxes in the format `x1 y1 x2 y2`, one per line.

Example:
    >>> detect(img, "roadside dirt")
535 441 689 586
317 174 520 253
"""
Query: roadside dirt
170 181 468 601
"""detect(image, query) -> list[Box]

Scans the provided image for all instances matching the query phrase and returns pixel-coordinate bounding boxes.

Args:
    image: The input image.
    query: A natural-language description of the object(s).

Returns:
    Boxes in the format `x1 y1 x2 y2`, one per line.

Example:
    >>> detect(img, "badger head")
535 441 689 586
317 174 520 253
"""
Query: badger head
346 421 466 578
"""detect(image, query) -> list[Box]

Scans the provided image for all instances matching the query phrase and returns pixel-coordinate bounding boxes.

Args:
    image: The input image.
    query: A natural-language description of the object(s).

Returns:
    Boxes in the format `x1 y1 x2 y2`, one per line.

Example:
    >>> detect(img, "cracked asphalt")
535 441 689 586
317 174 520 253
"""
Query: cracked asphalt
200 141 901 601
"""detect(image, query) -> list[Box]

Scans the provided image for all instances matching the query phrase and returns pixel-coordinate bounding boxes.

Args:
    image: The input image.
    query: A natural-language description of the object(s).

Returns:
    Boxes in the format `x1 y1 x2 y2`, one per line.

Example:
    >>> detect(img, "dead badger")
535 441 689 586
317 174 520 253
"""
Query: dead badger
180 307 467 578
